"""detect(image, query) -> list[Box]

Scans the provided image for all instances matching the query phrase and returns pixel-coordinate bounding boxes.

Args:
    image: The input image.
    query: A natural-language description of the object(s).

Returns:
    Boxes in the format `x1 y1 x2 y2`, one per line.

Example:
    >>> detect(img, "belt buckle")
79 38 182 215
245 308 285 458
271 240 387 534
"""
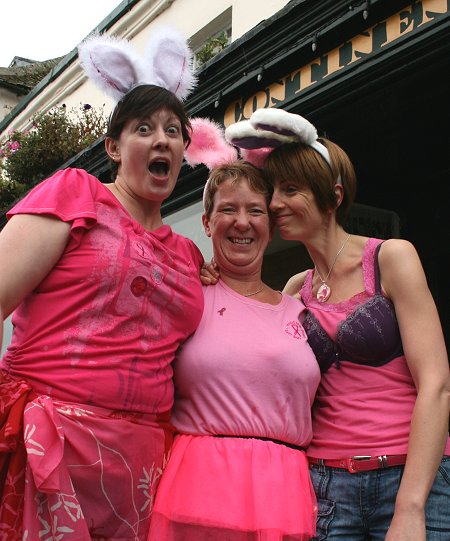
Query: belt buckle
347 455 372 473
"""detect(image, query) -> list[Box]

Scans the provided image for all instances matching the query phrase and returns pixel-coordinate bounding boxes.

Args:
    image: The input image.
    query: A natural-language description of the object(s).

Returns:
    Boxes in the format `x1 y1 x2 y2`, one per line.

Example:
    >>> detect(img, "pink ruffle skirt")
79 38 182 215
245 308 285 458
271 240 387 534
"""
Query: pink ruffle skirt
148 434 317 540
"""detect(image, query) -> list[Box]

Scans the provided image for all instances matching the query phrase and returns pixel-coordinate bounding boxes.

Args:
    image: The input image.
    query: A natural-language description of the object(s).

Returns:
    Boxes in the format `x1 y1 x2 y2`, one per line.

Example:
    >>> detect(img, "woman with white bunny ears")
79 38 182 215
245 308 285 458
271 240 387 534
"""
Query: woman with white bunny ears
0 28 204 540
225 108 450 541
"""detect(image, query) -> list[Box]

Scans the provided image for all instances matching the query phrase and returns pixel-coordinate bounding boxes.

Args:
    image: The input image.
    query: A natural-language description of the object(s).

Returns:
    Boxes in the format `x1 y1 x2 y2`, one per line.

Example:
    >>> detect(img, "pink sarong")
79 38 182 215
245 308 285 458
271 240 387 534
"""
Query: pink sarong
0 371 174 541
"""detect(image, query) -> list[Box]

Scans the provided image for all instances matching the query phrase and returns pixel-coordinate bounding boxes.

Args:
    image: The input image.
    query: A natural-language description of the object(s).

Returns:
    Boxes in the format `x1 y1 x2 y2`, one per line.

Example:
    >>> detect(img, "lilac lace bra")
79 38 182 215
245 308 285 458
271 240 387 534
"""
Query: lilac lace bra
301 241 404 374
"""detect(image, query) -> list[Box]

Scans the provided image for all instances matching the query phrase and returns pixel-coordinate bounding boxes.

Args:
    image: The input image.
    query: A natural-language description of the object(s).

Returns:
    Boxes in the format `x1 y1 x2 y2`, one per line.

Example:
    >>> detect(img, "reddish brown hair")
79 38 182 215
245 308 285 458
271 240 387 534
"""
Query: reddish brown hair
263 138 357 225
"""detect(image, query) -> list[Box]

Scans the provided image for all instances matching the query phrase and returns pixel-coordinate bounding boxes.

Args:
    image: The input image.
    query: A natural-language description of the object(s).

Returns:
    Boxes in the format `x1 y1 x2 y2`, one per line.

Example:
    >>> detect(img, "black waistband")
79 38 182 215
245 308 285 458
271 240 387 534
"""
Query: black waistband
213 434 306 451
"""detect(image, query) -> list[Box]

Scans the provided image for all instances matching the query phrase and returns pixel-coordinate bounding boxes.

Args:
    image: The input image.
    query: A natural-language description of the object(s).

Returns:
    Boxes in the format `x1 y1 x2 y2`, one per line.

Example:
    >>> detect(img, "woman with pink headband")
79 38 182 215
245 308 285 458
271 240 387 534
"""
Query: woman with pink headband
148 157 320 540
223 108 450 541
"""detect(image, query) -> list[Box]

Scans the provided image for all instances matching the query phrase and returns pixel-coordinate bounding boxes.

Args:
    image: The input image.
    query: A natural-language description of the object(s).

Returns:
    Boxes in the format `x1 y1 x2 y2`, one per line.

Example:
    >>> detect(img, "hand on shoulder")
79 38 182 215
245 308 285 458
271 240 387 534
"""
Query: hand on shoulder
283 270 309 299
200 258 220 285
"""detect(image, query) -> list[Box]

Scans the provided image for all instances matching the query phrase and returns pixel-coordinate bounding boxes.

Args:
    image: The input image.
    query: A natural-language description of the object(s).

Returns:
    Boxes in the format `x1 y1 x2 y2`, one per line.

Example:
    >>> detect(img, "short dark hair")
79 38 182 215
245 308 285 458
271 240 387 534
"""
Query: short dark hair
263 138 357 226
203 161 272 219
106 84 191 179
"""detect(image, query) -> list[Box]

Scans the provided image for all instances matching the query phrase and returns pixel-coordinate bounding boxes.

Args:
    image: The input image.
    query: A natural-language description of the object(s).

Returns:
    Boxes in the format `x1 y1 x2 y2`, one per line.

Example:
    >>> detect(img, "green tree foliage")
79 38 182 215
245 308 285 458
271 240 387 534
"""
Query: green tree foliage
0 167 27 214
196 32 229 67
0 104 107 212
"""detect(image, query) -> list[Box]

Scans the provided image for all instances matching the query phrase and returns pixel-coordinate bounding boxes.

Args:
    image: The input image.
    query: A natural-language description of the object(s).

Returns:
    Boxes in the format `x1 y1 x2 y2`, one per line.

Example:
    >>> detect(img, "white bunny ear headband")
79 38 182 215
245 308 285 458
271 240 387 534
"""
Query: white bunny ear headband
78 26 197 102
225 108 341 184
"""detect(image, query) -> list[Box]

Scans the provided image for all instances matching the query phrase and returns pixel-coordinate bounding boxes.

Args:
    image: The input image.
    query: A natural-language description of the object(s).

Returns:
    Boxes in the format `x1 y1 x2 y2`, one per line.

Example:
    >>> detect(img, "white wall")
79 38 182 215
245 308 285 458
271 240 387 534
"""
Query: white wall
230 0 290 39
164 200 213 262
1 315 13 357
0 87 20 122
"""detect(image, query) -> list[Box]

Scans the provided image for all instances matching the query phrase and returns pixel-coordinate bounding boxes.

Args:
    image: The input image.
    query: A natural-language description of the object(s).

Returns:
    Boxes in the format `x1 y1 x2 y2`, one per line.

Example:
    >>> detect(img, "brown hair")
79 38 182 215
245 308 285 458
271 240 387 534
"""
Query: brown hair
263 138 357 225
106 84 191 179
203 161 272 219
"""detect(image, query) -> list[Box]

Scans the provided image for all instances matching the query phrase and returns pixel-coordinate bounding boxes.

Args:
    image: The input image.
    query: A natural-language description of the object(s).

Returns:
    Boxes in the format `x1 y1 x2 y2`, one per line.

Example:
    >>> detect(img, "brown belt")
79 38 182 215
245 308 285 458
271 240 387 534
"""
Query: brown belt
214 434 306 452
308 454 407 473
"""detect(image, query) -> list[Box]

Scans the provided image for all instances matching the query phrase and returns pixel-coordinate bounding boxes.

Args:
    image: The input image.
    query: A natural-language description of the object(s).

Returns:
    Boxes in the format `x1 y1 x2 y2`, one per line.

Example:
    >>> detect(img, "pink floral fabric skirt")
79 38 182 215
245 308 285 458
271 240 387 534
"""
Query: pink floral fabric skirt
0 371 173 541
148 434 317 540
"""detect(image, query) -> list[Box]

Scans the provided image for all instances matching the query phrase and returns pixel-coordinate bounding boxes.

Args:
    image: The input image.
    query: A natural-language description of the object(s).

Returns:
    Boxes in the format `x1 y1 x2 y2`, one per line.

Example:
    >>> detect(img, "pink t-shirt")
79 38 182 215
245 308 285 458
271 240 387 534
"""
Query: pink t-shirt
172 280 321 447
303 238 450 458
2 168 204 413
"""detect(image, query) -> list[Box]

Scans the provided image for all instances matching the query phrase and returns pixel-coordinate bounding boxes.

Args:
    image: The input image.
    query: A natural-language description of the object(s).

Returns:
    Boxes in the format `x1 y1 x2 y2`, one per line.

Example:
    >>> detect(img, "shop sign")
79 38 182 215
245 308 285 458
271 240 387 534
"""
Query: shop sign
347 203 400 239
223 0 448 126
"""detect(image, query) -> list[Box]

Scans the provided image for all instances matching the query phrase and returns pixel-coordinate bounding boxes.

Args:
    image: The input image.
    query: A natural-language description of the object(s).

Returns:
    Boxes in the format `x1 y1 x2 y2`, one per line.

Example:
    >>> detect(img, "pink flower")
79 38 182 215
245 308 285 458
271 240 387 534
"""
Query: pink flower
10 141 20 151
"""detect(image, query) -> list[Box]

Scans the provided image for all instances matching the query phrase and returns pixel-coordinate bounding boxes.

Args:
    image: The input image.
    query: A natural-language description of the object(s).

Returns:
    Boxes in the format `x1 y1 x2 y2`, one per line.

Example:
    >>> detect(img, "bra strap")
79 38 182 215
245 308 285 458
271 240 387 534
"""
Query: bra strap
374 241 384 294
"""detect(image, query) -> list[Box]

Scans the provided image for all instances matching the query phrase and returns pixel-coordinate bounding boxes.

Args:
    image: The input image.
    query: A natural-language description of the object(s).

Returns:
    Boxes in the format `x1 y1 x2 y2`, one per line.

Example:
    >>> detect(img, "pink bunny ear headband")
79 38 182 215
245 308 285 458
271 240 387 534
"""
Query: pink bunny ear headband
183 117 238 208
183 118 281 208
78 26 197 102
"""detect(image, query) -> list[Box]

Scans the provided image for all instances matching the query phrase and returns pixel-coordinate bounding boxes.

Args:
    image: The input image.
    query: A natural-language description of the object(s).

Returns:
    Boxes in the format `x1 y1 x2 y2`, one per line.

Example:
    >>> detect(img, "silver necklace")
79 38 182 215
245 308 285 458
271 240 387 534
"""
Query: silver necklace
244 284 265 297
314 234 351 303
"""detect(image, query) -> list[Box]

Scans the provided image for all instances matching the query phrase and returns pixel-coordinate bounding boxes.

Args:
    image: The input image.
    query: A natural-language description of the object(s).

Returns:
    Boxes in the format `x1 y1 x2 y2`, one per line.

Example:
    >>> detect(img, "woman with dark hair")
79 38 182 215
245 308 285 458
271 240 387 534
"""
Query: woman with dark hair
0 31 204 540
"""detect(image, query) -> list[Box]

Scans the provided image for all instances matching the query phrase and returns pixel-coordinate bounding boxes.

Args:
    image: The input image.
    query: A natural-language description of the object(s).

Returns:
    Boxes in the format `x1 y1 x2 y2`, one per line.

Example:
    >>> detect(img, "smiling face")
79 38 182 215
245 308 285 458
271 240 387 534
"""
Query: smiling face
264 140 357 234
270 181 324 242
106 107 185 204
203 177 271 279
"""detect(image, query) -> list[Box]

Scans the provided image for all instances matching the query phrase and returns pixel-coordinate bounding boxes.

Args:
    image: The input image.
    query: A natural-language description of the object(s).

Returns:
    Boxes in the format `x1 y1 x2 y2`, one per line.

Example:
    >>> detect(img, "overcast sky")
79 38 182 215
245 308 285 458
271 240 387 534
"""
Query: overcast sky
1 0 123 67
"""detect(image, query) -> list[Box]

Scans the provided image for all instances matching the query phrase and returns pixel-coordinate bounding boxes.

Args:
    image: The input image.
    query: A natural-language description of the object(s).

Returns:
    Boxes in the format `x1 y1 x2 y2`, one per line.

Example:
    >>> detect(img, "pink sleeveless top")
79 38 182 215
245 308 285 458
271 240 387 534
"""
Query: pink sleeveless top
301 238 450 458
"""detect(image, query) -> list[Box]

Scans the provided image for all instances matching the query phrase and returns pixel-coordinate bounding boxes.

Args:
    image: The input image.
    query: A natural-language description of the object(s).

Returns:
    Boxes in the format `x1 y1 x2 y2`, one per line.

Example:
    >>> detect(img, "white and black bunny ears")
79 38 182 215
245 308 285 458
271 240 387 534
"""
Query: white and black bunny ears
225 108 335 172
78 26 197 102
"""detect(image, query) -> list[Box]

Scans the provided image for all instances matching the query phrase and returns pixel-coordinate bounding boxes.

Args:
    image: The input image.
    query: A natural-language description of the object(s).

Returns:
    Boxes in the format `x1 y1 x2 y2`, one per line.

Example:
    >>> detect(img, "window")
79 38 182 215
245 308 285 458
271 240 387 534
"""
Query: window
190 8 232 69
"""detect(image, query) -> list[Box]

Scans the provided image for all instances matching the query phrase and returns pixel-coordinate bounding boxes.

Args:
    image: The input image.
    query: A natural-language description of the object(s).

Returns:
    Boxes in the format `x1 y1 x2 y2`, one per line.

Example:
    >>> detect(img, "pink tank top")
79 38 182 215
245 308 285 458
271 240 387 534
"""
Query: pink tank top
302 238 450 458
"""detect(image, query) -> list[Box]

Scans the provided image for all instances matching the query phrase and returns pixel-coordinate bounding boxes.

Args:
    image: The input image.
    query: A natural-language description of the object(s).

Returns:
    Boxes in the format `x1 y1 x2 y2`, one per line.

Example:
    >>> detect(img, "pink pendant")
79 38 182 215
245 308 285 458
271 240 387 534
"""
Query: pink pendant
317 283 331 303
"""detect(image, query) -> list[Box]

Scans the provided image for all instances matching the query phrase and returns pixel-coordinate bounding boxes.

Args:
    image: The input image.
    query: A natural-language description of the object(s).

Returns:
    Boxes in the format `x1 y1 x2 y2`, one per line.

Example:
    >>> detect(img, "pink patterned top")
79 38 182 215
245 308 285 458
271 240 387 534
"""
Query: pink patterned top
2 168 204 414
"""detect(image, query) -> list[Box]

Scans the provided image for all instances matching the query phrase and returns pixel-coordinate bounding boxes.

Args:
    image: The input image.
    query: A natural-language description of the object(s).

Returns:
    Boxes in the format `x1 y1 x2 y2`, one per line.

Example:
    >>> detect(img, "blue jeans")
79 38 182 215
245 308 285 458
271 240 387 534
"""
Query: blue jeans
310 456 450 540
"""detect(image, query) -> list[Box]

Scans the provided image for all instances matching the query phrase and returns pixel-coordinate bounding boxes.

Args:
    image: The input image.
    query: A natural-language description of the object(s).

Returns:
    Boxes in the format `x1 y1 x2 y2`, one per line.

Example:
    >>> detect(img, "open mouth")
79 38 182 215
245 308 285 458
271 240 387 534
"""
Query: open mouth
149 160 169 177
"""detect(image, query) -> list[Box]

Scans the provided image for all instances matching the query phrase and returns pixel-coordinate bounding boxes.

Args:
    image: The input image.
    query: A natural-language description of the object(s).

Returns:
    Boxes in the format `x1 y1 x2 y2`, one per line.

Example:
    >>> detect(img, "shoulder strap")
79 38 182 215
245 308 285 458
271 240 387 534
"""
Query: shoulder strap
374 242 384 294
300 269 314 306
